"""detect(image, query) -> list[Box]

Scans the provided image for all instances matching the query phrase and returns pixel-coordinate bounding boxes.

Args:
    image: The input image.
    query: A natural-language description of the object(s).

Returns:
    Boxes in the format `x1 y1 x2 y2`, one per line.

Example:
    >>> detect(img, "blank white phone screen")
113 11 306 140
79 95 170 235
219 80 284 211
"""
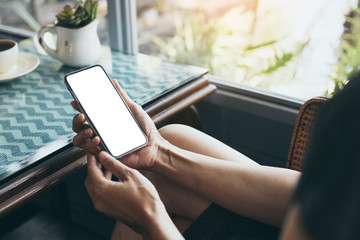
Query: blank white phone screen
66 66 147 157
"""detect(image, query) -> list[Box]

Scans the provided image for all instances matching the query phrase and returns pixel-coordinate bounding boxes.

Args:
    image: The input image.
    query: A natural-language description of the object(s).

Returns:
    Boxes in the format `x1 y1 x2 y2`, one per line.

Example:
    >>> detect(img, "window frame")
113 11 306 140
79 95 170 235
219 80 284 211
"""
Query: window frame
207 75 303 125
107 0 138 54
0 24 35 41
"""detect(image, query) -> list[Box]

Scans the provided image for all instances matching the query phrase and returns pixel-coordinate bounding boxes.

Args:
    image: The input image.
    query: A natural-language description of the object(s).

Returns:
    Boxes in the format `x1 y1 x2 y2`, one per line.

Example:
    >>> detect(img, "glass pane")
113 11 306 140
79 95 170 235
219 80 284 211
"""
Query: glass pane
0 0 110 44
137 0 358 100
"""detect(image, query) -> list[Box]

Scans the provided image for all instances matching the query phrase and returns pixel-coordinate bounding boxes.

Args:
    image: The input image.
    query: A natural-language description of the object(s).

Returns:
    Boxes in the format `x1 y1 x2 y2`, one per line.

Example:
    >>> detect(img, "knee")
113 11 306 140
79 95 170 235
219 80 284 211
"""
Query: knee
159 124 204 150
159 124 192 143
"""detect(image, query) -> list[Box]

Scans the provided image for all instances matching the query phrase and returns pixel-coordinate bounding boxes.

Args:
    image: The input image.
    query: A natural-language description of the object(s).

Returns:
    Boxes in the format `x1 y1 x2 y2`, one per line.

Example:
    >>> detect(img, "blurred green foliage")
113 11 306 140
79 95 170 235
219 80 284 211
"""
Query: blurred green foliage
328 7 360 96
150 6 308 90
148 3 360 97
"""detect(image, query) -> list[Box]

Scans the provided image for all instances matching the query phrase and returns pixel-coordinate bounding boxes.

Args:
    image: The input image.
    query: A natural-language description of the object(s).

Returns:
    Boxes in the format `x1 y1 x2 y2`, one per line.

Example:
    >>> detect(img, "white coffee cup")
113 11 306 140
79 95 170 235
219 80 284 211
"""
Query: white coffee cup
0 39 18 74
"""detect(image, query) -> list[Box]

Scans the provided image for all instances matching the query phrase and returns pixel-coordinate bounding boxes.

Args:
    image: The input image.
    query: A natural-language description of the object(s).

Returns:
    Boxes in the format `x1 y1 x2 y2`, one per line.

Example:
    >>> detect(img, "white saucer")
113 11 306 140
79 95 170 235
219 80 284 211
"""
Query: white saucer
0 52 40 83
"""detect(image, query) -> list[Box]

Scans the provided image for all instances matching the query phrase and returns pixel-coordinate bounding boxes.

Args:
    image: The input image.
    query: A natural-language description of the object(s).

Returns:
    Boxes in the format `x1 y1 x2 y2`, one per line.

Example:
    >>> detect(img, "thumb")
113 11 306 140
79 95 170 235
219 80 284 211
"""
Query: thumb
112 79 142 114
98 151 131 181
112 79 134 105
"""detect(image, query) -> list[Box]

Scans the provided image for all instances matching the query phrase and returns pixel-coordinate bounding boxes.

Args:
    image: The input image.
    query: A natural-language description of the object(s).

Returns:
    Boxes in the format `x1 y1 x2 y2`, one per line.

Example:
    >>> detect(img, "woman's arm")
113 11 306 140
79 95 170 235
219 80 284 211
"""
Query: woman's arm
73 79 300 228
151 143 301 227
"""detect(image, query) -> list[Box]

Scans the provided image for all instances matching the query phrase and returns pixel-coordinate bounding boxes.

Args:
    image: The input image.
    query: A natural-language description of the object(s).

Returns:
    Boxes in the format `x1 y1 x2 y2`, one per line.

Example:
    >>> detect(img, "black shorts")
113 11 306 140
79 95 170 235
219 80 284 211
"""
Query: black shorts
183 204 280 240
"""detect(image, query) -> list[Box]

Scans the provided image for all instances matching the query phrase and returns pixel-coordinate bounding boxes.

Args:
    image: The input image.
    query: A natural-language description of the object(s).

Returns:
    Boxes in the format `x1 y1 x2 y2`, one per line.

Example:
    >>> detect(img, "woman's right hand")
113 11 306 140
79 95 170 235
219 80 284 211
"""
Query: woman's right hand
71 79 169 170
85 151 184 240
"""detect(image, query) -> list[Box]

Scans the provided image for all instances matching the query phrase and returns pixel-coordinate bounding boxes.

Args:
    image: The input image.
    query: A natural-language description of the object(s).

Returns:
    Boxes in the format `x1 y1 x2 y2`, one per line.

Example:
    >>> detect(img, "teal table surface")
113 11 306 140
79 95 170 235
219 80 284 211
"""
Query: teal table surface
0 38 208 182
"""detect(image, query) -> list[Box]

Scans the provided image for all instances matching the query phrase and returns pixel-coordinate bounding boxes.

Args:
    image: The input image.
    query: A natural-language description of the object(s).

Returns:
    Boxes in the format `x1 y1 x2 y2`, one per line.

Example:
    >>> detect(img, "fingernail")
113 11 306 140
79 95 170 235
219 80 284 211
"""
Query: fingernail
98 152 110 162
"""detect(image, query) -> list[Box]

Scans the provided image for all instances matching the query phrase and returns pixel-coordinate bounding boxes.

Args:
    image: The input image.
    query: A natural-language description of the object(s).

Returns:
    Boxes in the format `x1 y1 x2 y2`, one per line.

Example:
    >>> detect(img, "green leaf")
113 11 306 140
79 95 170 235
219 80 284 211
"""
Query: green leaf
55 0 98 28
258 39 310 75
244 40 278 51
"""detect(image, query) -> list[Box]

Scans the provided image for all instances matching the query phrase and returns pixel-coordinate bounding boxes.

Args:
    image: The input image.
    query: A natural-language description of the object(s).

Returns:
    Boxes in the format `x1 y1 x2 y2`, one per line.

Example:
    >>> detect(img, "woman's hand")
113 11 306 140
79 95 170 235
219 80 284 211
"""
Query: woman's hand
71 79 167 170
85 151 181 239
71 109 101 155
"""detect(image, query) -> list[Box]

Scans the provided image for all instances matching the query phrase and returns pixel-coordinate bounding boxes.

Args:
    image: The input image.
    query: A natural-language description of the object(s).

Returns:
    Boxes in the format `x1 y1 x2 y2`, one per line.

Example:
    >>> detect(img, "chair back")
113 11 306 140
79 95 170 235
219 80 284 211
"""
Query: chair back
286 97 328 171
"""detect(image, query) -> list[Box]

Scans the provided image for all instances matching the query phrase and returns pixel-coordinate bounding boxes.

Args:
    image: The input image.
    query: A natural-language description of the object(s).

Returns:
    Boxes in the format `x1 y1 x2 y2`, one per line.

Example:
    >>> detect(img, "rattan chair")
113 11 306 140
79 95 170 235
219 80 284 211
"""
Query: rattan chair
286 97 328 171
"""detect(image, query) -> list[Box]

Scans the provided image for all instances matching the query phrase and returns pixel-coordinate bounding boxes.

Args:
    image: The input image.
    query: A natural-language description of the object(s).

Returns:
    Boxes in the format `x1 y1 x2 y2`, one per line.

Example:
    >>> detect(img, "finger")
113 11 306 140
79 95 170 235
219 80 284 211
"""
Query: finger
85 153 104 207
87 153 105 181
71 100 82 112
85 135 100 148
95 159 102 169
72 113 87 133
104 168 113 180
86 144 102 156
112 80 134 104
112 80 141 112
98 151 130 181
112 79 146 119
84 136 102 153
72 128 94 147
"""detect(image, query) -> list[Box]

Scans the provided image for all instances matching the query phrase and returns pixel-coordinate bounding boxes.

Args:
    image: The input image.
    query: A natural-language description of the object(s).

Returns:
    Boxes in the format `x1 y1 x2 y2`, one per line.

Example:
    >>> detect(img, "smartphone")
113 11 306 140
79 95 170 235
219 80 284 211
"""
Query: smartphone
64 65 148 158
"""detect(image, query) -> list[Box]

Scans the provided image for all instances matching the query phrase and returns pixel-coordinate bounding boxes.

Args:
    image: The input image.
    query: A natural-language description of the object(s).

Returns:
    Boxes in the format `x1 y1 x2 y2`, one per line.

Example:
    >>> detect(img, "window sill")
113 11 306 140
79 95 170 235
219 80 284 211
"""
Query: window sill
0 25 35 41
204 75 304 125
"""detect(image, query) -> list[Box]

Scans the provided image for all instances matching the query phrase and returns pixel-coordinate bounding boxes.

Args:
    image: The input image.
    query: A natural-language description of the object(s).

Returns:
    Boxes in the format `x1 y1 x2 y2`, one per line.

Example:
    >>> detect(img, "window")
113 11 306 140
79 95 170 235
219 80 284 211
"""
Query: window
1 0 358 100
137 0 358 100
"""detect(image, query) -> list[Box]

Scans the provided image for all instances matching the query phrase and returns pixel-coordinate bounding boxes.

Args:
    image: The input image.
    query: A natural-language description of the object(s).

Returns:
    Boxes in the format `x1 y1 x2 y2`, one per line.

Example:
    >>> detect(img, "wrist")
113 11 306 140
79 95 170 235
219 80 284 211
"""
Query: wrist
152 138 187 172
151 138 173 171
142 200 182 240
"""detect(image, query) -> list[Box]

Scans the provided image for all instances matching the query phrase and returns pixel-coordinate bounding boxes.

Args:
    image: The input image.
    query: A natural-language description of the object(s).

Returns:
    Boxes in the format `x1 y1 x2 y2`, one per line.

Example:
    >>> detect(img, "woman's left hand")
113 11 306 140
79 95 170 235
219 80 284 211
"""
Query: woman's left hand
71 79 168 170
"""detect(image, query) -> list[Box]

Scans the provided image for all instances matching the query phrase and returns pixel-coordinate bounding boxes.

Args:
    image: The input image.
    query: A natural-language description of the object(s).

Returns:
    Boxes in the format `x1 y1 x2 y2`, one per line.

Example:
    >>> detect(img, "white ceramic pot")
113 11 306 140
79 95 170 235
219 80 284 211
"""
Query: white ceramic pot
37 19 101 67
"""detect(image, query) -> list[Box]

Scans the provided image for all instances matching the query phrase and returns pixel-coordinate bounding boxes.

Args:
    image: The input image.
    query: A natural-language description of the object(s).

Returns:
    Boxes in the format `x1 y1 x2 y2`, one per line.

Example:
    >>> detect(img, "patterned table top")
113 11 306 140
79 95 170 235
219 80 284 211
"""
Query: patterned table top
0 38 207 181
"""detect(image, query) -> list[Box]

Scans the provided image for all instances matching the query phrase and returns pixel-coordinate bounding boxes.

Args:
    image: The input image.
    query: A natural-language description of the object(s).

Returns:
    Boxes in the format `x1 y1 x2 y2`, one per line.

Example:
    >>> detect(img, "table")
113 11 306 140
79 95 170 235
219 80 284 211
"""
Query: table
0 38 216 218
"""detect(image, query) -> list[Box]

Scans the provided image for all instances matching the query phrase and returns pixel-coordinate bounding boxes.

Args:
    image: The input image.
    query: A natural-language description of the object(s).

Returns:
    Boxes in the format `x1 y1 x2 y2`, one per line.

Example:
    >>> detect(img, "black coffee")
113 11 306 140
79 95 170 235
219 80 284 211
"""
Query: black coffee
0 42 15 52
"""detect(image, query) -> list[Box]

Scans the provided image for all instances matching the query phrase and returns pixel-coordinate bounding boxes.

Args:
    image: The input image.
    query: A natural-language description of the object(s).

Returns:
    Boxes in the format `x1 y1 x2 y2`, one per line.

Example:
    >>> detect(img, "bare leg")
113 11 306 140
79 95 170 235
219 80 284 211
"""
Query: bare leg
112 124 258 239
159 124 258 165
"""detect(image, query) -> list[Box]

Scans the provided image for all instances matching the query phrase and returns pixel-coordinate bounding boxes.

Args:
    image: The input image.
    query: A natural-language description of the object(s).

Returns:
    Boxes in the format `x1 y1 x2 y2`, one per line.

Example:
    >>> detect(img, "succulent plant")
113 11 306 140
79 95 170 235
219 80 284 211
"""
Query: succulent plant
56 0 98 28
